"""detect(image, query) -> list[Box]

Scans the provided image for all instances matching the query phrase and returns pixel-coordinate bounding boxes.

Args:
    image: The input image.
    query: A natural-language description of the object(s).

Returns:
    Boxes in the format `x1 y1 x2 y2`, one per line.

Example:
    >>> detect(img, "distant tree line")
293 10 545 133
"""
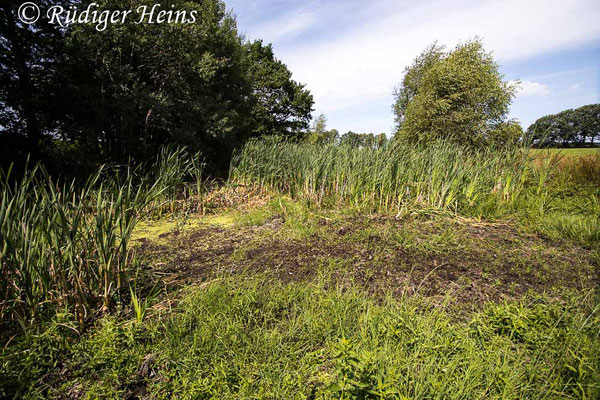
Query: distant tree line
0 0 313 176
304 113 387 148
339 131 387 148
526 104 600 147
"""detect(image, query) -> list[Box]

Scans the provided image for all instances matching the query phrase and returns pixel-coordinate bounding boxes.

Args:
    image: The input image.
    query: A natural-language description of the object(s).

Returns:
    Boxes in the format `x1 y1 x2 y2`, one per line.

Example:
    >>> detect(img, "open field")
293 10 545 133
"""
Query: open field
530 148 600 157
1 143 599 399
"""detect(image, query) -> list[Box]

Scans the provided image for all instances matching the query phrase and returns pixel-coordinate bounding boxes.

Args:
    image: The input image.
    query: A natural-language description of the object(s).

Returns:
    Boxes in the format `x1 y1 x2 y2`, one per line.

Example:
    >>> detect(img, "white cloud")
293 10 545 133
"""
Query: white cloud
568 83 581 91
230 0 600 132
243 6 318 43
513 80 551 97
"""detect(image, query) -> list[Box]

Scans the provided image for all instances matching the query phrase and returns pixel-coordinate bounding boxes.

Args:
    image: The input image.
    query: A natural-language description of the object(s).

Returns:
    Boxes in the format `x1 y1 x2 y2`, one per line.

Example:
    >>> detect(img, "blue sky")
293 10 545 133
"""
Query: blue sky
226 0 600 134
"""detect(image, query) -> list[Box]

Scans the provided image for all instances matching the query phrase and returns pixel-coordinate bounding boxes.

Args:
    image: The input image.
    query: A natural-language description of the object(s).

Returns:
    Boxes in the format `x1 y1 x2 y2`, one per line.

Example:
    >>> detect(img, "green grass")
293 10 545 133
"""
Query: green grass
530 148 600 157
1 277 598 399
231 138 600 245
231 138 539 218
1 193 598 398
2 140 599 399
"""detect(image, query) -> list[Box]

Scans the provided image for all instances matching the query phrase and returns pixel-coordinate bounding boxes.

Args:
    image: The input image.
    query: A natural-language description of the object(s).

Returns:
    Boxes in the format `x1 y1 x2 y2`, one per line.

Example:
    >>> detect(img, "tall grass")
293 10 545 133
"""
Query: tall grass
231 137 549 217
0 147 197 329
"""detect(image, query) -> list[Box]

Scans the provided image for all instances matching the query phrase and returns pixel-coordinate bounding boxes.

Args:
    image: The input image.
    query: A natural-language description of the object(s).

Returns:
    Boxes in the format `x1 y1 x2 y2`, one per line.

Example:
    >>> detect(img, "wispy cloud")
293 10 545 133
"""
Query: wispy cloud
240 4 319 43
513 80 551 97
228 0 600 133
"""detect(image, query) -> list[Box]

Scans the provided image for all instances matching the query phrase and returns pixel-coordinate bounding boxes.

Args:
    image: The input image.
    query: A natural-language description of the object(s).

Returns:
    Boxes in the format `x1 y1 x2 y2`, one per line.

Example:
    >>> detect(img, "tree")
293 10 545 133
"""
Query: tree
392 42 444 131
0 0 70 164
526 104 600 147
392 39 518 148
60 0 252 171
0 0 314 175
312 113 327 134
306 113 338 145
374 133 388 148
339 132 387 148
245 40 313 139
577 104 600 144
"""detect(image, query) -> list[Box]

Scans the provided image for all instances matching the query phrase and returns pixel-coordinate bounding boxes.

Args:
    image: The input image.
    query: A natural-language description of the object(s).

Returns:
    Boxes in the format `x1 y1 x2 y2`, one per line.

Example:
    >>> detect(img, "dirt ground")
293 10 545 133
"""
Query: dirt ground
135 203 599 309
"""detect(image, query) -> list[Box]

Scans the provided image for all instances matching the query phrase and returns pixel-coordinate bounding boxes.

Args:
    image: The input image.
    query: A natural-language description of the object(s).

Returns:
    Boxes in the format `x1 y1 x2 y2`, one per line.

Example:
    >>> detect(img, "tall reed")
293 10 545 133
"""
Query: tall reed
0 148 197 329
230 137 550 217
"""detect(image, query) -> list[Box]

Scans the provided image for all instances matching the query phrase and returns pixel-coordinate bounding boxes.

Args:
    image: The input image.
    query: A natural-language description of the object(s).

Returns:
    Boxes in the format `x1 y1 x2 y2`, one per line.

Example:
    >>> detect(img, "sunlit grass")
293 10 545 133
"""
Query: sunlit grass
530 148 600 158
231 138 600 244
2 277 598 399
231 138 540 218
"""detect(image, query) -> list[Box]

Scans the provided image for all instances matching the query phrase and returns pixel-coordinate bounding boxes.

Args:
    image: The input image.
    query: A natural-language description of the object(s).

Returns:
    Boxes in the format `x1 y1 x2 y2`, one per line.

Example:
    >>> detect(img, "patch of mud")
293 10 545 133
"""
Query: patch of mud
138 213 598 307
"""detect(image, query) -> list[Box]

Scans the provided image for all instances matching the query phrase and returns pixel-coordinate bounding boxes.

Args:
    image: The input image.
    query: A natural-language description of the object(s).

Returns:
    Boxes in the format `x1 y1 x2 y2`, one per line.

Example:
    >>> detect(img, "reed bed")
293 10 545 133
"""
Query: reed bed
230 137 550 217
0 147 198 329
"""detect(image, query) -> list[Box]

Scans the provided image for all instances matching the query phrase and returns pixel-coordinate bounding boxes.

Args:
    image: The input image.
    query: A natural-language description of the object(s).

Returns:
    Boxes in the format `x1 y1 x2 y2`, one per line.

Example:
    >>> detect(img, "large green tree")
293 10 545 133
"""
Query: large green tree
0 0 314 174
392 39 519 148
392 42 444 131
62 0 251 171
245 40 313 139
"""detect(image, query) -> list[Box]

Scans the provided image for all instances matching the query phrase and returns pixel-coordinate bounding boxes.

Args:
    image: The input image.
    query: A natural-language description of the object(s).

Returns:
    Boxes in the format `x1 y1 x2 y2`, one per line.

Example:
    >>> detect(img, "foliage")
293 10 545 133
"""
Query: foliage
245 40 314 139
231 137 537 217
526 104 600 147
392 39 519 148
0 0 69 153
340 131 388 148
324 338 399 399
61 0 250 171
392 42 445 131
0 147 194 329
1 277 598 398
306 113 339 145
232 138 600 244
0 0 314 175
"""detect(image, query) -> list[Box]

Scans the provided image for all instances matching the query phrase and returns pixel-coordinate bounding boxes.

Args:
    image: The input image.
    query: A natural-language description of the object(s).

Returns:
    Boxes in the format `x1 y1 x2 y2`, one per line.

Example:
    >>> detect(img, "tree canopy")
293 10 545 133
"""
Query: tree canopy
245 40 313 140
0 0 313 174
392 39 520 148
526 104 600 147
305 113 338 145
339 131 387 149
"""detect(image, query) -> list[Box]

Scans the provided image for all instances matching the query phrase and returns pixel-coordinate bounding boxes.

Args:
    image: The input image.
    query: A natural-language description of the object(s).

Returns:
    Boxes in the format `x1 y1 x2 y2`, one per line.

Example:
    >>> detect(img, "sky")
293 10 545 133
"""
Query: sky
225 0 600 135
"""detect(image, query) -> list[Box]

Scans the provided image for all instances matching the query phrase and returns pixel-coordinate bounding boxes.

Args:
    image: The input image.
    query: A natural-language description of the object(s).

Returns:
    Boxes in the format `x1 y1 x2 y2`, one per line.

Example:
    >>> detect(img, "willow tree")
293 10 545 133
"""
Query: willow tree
393 39 520 148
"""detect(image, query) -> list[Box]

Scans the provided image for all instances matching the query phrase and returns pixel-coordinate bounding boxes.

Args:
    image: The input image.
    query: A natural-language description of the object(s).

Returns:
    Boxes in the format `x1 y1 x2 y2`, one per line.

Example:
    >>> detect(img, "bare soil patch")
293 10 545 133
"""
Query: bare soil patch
137 212 598 307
